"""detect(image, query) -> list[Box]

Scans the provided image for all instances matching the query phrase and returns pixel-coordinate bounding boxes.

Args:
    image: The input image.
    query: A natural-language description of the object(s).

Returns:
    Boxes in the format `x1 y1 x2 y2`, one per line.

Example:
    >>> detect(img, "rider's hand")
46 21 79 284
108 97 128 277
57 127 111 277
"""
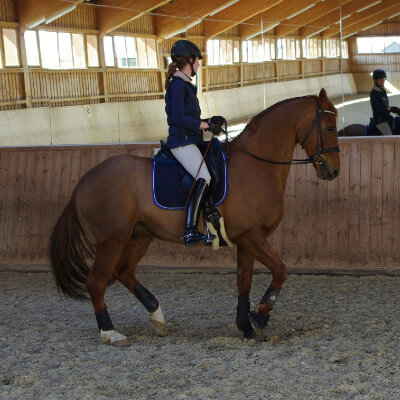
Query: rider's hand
391 106 400 115
210 116 227 126
200 121 209 129
207 123 223 135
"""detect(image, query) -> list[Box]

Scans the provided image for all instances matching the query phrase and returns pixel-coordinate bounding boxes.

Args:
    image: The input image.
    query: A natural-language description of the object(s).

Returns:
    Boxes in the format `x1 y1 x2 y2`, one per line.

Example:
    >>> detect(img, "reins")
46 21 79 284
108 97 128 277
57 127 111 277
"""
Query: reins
183 99 340 210
226 100 340 166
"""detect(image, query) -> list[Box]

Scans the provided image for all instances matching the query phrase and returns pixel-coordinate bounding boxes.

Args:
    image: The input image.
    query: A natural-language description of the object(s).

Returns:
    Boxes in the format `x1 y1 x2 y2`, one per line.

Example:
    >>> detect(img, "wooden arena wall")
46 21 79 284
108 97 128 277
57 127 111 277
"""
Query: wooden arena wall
0 2 351 110
350 16 400 74
1 137 399 273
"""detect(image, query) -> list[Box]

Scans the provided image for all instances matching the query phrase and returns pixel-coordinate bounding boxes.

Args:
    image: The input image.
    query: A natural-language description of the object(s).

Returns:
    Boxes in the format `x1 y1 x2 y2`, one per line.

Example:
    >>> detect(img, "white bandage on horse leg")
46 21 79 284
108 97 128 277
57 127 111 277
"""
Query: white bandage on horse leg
149 305 165 325
149 305 166 335
100 329 127 345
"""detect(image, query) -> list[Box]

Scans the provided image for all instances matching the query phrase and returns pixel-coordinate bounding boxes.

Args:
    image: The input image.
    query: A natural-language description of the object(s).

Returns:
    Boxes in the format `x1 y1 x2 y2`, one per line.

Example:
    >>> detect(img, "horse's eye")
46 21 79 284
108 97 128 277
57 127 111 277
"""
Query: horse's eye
327 126 335 133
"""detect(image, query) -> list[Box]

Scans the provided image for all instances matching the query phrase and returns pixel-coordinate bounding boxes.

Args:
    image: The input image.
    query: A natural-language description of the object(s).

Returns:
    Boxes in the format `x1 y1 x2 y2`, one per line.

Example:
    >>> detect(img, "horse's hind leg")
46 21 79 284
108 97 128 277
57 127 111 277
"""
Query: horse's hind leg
114 237 166 336
237 229 287 339
236 245 256 339
86 238 129 347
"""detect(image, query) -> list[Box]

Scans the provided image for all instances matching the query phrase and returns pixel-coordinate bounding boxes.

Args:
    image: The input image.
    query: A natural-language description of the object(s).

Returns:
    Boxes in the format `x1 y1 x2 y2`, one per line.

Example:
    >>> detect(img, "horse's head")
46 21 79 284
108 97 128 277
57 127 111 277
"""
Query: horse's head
298 89 340 181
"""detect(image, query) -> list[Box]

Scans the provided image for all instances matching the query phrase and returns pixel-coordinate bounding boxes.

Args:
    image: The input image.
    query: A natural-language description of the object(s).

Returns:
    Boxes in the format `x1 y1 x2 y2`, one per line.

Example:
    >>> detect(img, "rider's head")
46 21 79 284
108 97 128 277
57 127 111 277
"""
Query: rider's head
165 40 202 89
373 69 387 88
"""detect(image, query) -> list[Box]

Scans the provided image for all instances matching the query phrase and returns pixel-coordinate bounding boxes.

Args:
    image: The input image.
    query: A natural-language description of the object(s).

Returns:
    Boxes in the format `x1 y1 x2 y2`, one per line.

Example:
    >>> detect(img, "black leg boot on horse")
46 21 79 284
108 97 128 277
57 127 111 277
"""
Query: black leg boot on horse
184 178 215 246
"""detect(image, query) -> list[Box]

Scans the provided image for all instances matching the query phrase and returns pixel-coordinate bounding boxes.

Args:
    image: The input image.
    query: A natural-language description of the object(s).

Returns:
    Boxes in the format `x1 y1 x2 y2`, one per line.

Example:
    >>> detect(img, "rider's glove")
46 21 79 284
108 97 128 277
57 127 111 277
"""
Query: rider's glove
210 116 227 126
207 123 223 136
391 106 400 115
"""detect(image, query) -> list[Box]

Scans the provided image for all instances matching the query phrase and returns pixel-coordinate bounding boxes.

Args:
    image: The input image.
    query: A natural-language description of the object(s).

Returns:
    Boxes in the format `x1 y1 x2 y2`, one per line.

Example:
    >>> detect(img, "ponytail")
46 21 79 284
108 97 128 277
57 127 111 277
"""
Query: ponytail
165 56 188 90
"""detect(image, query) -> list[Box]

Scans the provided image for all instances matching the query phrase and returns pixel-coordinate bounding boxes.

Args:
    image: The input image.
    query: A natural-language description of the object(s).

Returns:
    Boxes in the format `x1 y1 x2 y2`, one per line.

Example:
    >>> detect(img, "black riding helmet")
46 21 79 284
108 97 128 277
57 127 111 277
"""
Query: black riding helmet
171 40 202 77
373 69 387 80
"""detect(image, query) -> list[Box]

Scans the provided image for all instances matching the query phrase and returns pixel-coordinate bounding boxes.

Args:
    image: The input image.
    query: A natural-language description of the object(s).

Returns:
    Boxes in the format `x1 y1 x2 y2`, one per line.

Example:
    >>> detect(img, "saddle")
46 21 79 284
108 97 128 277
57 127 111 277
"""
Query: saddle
152 138 232 249
366 117 400 136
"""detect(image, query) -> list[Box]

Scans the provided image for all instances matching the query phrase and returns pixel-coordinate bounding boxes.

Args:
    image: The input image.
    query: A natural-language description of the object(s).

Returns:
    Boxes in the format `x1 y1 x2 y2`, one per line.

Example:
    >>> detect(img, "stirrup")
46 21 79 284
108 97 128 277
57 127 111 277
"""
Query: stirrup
183 229 215 246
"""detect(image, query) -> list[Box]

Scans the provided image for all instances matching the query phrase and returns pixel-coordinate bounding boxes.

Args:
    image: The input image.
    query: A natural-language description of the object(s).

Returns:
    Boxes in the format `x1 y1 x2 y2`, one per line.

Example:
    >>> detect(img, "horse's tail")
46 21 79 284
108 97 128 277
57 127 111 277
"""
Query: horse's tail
49 198 94 300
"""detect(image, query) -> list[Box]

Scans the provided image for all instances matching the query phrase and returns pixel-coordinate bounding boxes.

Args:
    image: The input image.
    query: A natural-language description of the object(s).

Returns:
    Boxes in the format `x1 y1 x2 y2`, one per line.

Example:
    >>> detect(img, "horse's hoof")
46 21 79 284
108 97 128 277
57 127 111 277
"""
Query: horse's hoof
150 320 167 336
149 305 167 336
237 321 257 339
249 311 270 339
242 323 257 339
100 329 129 347
112 338 130 347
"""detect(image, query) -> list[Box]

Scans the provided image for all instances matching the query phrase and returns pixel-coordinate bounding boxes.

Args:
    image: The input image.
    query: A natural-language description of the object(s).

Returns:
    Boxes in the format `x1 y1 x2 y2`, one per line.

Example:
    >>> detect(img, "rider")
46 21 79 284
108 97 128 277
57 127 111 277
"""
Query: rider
370 69 400 135
164 40 226 246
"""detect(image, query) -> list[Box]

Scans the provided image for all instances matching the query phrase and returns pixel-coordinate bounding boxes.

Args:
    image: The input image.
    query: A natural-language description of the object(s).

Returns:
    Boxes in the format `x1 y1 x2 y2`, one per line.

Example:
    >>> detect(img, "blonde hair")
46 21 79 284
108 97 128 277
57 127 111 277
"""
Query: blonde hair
165 56 188 90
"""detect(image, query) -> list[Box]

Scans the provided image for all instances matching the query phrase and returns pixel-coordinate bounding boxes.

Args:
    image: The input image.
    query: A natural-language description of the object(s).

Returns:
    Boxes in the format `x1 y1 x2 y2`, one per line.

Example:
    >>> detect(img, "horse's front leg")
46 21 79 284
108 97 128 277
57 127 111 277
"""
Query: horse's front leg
237 230 287 339
236 245 256 339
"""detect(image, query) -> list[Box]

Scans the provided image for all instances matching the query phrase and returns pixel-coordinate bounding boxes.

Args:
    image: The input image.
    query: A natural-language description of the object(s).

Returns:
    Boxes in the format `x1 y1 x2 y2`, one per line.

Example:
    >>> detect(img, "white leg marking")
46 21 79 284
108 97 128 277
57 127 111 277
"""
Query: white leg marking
149 305 167 336
100 329 129 346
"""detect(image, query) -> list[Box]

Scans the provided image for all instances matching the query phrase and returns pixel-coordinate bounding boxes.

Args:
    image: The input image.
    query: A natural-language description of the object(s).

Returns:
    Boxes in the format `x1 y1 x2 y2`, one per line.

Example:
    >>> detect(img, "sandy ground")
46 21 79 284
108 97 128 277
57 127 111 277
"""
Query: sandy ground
1 270 399 400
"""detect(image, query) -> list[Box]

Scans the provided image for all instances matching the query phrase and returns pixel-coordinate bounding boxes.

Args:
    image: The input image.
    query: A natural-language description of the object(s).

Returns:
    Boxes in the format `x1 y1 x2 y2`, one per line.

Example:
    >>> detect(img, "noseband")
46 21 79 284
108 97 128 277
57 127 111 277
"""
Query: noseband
230 101 340 165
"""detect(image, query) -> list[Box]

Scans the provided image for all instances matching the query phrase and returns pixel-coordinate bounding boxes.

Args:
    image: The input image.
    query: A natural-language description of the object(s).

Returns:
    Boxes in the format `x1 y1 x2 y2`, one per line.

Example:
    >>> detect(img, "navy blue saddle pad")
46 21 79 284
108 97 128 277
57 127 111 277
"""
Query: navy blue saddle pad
152 139 228 210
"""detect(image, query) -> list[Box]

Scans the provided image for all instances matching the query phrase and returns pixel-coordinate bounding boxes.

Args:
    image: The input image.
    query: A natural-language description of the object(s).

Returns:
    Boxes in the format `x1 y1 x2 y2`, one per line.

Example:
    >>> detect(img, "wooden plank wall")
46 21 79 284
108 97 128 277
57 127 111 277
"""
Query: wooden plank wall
45 3 96 30
1 137 399 272
0 0 14 22
0 2 352 109
30 69 103 107
106 70 162 100
350 15 400 73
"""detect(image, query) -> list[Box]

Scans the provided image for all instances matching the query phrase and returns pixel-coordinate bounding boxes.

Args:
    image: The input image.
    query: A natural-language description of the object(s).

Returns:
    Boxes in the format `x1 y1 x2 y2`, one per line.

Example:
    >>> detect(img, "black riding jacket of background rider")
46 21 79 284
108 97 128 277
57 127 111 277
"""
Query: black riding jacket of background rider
370 85 392 125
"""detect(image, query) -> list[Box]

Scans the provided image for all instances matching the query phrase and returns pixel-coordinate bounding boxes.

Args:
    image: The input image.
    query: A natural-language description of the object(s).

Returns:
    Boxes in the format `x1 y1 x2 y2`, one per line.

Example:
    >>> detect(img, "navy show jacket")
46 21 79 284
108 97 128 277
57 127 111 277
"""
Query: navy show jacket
370 85 392 125
165 75 203 149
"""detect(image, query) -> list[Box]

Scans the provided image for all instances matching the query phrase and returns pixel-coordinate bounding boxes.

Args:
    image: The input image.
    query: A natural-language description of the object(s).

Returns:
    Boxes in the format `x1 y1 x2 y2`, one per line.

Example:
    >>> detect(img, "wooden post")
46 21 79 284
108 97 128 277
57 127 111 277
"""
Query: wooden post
300 38 304 79
157 38 166 94
274 38 278 82
18 29 32 108
321 37 325 76
98 37 109 102
205 54 209 92
239 39 243 87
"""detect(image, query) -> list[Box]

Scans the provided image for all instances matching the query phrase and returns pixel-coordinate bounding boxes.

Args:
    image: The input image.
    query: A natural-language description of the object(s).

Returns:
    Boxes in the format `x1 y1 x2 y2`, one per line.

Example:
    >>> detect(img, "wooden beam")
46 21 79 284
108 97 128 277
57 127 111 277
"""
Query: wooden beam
18 28 32 108
342 4 400 38
96 0 170 38
324 0 400 38
274 0 351 37
154 0 236 39
239 0 316 40
300 0 379 38
202 0 284 40
15 0 84 32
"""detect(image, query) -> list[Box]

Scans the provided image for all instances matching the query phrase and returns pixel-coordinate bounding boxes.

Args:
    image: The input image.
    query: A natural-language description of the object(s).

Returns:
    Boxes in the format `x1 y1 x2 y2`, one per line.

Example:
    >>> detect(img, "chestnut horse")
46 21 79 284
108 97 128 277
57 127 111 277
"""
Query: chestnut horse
50 89 340 346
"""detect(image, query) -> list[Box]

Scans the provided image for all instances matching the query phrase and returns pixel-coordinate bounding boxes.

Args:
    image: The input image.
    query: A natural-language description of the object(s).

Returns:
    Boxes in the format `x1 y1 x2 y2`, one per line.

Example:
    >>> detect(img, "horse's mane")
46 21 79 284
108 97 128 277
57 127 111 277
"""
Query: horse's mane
243 95 319 133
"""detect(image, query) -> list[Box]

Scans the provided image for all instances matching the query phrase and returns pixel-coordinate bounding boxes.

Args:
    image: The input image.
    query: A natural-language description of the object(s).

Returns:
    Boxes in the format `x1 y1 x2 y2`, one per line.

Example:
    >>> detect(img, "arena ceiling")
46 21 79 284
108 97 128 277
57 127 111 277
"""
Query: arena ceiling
15 0 400 39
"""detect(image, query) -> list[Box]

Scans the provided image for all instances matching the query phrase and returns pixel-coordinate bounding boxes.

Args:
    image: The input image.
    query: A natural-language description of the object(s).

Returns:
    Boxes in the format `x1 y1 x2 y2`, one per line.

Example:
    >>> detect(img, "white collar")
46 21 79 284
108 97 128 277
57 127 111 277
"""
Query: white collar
173 70 192 83
373 84 385 92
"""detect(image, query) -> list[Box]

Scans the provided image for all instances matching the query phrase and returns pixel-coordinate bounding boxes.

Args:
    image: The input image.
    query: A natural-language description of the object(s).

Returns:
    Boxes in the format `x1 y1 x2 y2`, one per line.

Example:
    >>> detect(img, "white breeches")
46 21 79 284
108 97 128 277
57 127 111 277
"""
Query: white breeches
376 122 393 136
171 144 211 184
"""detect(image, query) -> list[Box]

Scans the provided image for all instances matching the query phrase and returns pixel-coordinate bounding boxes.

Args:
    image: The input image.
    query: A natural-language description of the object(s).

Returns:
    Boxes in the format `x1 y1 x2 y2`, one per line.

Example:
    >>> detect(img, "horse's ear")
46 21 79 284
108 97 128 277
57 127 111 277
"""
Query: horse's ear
319 88 328 105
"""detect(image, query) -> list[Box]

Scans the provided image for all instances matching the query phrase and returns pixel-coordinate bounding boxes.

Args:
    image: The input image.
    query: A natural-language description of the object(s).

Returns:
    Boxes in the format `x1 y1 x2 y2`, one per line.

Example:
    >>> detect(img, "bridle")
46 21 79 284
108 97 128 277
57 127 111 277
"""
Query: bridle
226 100 340 166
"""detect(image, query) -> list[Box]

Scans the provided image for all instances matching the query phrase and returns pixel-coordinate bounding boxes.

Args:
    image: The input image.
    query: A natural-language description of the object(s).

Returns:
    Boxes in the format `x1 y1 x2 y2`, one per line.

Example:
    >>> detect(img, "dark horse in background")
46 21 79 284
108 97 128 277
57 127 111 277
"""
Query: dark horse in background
50 89 340 346
338 124 366 137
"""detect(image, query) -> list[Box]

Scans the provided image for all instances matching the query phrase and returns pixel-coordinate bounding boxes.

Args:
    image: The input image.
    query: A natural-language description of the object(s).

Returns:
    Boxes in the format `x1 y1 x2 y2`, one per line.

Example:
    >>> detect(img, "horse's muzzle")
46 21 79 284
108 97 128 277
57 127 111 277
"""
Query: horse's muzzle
317 160 340 181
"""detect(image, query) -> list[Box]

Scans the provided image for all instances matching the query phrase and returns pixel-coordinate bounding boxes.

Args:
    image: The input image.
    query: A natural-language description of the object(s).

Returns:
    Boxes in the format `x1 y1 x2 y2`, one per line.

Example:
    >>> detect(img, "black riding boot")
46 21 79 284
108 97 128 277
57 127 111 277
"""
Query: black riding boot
184 178 215 246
